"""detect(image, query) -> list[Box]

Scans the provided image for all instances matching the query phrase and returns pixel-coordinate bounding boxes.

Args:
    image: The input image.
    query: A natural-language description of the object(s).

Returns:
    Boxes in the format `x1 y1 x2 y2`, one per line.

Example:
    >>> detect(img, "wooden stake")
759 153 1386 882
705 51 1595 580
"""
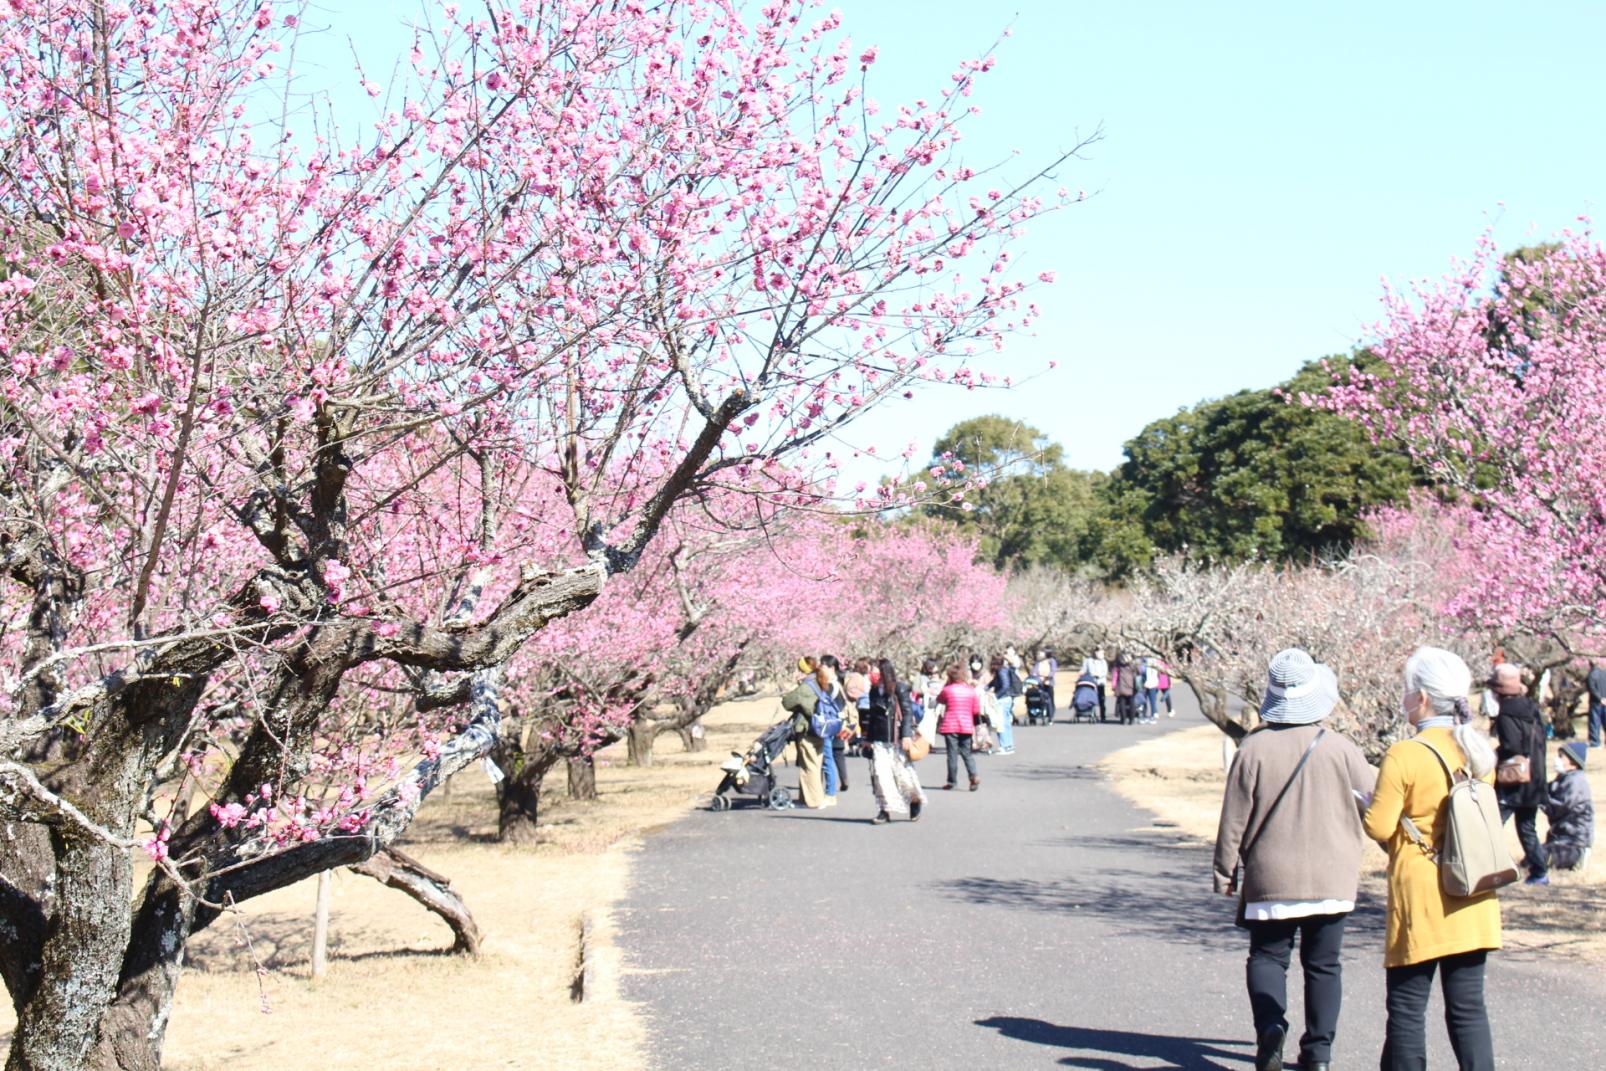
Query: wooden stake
311 870 332 980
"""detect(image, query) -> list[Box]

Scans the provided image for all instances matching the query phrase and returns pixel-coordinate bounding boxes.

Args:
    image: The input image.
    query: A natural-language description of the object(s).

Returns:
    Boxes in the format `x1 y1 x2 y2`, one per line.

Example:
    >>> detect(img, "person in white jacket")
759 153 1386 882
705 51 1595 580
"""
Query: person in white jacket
1081 648 1109 720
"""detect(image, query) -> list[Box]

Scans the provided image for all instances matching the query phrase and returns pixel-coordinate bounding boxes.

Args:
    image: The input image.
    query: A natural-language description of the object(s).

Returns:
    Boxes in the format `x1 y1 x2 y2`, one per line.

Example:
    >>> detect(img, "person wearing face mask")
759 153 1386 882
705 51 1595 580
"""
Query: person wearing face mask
1363 646 1501 1071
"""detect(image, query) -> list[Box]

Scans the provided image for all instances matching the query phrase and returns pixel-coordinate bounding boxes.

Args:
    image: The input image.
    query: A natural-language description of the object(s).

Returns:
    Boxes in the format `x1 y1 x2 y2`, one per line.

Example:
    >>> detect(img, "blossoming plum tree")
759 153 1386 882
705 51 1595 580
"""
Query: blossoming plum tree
0 0 1086 1065
1320 232 1606 645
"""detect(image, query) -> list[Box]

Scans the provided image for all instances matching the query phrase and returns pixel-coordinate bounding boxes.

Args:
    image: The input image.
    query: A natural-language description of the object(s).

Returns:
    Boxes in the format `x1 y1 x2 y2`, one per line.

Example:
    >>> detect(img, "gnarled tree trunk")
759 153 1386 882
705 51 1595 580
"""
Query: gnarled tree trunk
566 755 597 801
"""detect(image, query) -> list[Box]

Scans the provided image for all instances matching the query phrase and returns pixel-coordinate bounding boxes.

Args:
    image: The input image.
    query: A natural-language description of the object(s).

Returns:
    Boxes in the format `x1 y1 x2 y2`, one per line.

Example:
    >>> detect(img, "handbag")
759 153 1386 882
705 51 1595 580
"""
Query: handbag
1232 729 1326 927
1495 754 1531 785
1495 716 1533 785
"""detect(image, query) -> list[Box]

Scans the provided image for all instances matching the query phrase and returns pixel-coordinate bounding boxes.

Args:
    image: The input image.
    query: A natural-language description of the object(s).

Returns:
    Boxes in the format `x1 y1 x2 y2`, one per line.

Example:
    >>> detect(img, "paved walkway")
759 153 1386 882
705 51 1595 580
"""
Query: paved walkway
619 689 1606 1069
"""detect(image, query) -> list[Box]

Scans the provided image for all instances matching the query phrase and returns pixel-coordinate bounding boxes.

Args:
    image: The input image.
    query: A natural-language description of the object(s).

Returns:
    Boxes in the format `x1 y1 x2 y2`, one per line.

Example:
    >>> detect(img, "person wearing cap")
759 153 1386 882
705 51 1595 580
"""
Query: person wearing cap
1543 741 1594 871
1363 646 1502 1071
784 656 827 808
1214 648 1377 1071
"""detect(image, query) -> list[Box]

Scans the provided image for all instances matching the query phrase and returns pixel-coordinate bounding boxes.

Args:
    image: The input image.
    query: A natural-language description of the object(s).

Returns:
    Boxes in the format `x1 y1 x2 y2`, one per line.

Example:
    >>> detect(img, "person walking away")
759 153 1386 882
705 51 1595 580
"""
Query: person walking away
1543 741 1594 871
1141 658 1161 724
1157 660 1174 716
988 653 1019 755
1035 649 1058 716
1364 646 1501 1071
783 658 827 809
1490 663 1550 885
1215 649 1376 1071
934 664 981 791
915 658 942 712
1082 647 1110 719
863 660 928 824
1113 654 1138 726
1587 660 1606 748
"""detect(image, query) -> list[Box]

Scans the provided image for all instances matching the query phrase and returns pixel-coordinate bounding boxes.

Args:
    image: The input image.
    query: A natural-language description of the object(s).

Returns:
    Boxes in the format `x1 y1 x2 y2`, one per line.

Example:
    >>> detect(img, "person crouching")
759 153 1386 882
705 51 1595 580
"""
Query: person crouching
1544 741 1594 872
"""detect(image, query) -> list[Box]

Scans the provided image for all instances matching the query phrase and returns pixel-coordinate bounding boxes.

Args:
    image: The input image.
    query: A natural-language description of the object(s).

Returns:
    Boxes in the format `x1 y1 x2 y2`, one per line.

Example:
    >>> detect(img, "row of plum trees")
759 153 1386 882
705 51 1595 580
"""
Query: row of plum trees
0 1 1085 1066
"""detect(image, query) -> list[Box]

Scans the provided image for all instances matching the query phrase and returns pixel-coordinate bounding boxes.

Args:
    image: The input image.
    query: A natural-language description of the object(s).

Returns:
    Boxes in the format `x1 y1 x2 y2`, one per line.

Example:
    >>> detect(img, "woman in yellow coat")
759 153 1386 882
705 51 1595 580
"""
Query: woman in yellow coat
1363 646 1500 1070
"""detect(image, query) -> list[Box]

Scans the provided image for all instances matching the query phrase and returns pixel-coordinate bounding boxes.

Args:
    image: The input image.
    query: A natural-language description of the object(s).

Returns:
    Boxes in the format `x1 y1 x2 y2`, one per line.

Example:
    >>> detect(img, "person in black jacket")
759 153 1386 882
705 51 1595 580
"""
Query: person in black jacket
863 659 927 824
1491 663 1550 885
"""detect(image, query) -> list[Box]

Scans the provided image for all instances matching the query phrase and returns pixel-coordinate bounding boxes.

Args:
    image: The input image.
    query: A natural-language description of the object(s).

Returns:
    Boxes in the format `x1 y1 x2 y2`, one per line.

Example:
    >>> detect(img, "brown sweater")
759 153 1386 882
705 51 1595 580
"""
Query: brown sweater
1213 724 1378 903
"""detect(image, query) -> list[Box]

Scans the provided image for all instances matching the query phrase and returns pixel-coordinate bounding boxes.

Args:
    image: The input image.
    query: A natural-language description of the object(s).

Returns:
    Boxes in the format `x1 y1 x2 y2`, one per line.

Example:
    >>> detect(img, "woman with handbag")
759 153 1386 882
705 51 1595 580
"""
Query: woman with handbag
1363 646 1502 1071
863 660 927 824
1489 663 1549 885
1213 648 1376 1071
935 663 982 791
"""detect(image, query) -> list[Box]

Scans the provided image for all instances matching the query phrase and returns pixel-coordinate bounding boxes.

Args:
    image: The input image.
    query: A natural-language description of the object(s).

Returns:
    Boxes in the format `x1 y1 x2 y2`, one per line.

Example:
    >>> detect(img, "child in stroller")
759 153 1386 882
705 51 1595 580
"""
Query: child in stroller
709 717 796 811
1070 673 1102 723
1023 676 1053 725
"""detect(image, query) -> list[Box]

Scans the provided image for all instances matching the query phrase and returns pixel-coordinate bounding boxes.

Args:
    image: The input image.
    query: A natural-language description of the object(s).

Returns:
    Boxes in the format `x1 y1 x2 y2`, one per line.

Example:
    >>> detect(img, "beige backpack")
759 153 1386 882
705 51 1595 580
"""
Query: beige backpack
1400 739 1520 898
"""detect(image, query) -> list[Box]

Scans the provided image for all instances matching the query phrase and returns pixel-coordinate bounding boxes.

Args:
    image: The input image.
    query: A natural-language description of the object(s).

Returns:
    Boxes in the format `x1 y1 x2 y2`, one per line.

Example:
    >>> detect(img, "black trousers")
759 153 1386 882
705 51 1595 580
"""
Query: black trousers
1498 800 1546 878
832 740 850 790
1246 913 1346 1064
1097 683 1107 718
1381 951 1494 1071
1115 694 1135 724
944 733 977 783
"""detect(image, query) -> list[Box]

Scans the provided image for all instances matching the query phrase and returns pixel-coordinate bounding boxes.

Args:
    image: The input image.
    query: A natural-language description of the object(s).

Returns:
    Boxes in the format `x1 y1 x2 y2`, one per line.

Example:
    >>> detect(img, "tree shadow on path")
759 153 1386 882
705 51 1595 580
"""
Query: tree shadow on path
977 1016 1253 1069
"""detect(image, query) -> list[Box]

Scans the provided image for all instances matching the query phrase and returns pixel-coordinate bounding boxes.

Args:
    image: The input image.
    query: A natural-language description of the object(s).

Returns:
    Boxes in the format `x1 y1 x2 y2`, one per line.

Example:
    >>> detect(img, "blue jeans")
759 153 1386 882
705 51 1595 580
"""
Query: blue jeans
822 734 839 795
1590 699 1605 746
996 696 1015 751
1144 688 1159 717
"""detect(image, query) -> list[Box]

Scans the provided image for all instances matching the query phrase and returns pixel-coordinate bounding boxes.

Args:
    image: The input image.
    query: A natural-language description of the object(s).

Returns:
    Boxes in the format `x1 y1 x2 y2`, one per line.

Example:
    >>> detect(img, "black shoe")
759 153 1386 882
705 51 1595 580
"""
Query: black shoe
1301 1062 1329 1071
909 801 922 821
1255 1026 1285 1071
872 811 890 825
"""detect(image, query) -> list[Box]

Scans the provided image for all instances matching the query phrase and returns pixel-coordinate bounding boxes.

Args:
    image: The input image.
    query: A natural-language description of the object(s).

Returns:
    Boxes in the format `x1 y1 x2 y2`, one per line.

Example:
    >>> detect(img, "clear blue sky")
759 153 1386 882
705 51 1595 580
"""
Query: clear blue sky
301 1 1606 483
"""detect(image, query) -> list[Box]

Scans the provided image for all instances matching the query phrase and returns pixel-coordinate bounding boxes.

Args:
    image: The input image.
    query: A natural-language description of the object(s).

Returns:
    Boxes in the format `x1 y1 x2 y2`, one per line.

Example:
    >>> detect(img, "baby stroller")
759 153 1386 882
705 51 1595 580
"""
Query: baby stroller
1023 676 1053 725
1070 675 1102 723
709 717 796 811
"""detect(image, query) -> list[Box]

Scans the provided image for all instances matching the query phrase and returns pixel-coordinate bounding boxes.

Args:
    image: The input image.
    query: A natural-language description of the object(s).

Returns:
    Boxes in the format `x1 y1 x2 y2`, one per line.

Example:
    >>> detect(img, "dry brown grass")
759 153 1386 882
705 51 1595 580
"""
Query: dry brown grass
0 694 782 1069
1100 723 1606 961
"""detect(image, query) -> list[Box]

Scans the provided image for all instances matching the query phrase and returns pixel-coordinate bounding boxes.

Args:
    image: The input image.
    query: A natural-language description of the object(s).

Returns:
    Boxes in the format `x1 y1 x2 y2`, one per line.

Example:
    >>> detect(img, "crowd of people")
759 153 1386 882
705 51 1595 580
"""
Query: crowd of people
1215 646 1597 1071
776 646 1078 822
771 645 1187 824
1073 647 1175 724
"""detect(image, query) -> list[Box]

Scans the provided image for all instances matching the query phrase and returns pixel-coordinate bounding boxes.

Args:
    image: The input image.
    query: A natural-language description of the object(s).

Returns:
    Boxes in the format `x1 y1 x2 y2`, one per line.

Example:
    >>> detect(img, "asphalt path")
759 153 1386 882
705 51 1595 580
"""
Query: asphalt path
618 686 1606 1070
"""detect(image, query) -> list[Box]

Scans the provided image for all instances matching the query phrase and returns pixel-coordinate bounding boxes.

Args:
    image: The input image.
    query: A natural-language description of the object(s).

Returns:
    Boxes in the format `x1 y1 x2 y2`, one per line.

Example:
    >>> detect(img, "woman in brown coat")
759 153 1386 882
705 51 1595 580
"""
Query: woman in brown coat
1363 646 1500 1071
1214 648 1376 1071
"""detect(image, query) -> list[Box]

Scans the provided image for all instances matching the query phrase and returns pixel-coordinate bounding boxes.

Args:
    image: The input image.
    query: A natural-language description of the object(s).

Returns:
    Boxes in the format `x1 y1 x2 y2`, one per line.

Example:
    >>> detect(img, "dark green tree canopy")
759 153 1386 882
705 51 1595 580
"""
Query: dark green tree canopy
922 415 1103 571
1087 353 1420 574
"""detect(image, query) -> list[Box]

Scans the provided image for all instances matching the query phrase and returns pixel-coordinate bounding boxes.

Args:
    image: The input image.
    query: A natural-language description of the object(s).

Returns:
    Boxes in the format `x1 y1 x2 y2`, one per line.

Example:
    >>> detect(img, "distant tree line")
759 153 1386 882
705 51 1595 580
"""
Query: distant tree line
921 353 1425 577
